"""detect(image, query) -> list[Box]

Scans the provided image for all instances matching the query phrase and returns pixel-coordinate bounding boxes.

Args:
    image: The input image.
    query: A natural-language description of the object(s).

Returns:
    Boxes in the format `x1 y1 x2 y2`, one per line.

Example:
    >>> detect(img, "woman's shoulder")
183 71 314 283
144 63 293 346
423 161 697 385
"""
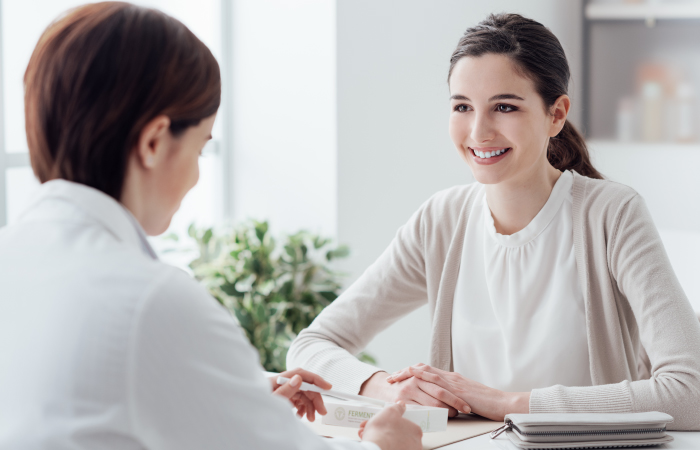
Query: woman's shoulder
572 171 642 213
419 182 482 218
400 182 482 245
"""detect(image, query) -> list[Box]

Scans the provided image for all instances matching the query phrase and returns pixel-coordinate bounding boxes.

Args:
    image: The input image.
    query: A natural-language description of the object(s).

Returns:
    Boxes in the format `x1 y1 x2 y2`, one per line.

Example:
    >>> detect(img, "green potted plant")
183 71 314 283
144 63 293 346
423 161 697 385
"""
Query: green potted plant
186 220 375 372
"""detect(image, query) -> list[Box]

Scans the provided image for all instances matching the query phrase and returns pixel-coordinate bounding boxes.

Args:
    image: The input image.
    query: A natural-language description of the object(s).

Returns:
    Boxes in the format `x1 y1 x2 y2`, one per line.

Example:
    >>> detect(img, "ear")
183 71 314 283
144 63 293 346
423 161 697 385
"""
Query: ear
134 115 171 169
549 95 571 137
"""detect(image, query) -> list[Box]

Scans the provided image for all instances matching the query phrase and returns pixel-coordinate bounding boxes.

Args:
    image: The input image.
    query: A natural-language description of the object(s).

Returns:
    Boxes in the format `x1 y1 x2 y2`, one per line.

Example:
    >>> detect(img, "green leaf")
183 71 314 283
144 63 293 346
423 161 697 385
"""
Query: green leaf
357 352 377 365
163 232 180 242
326 245 350 261
254 302 267 323
185 218 349 372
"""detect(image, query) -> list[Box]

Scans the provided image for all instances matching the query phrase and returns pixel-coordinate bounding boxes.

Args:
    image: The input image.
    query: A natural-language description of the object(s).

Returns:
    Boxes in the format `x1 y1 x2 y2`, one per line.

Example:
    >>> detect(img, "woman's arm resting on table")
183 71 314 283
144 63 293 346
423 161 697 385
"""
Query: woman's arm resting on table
286 205 431 395
603 194 700 429
386 364 528 421
525 195 700 429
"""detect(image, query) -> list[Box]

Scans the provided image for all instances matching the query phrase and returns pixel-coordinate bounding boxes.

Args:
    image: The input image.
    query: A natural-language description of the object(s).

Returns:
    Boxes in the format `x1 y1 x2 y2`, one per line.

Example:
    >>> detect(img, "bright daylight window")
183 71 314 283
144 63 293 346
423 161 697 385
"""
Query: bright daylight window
0 0 224 250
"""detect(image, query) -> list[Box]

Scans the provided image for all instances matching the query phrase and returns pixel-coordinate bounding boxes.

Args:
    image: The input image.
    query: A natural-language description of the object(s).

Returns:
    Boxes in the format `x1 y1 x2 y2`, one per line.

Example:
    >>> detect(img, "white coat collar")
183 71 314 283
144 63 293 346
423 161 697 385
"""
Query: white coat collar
19 179 157 259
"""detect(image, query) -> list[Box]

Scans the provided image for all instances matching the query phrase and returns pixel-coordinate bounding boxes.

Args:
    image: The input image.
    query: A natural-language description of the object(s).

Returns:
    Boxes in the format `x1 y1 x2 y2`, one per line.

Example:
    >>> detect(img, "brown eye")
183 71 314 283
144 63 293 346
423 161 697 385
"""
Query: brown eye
454 104 470 113
496 104 517 113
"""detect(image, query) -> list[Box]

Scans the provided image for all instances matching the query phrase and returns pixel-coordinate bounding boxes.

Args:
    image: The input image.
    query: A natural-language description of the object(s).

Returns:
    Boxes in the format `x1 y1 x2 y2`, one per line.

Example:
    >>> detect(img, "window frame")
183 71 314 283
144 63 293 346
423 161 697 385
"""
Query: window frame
0 0 234 228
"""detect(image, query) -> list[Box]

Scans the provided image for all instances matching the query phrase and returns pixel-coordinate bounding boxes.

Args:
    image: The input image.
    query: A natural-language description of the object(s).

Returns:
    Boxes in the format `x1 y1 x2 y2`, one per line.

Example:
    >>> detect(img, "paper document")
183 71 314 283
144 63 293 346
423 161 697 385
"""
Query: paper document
303 412 502 450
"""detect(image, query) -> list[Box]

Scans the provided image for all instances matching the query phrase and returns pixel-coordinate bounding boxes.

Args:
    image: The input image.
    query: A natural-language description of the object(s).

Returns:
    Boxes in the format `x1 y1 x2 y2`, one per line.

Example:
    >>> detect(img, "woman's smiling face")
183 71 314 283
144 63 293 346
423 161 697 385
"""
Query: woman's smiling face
449 53 559 186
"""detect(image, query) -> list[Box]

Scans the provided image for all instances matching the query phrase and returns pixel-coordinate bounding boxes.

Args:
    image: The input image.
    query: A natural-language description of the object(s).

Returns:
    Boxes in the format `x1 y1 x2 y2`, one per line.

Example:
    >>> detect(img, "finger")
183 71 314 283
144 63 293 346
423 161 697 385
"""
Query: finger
415 378 470 414
273 374 302 400
415 364 448 377
291 395 306 418
386 368 413 383
387 363 429 383
358 420 368 439
290 392 307 417
306 391 327 416
381 400 407 420
405 383 458 415
410 367 457 394
280 368 332 390
301 394 316 421
410 368 470 414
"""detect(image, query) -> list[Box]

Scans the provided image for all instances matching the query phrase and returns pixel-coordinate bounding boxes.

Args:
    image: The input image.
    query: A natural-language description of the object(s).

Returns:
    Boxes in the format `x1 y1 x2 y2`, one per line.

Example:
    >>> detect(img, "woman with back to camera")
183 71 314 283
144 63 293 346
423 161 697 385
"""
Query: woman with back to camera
288 13 700 429
0 3 422 449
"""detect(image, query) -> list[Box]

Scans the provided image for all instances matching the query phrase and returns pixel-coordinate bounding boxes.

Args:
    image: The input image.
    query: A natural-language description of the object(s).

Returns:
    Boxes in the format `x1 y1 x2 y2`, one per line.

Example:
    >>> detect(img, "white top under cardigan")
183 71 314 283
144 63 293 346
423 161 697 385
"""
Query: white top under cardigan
0 180 377 450
452 171 592 392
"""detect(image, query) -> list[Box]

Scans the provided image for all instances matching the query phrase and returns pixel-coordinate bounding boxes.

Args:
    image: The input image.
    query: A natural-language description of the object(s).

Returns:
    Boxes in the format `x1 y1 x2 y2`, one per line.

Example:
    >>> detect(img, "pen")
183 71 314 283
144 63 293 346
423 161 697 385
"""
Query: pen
276 376 388 407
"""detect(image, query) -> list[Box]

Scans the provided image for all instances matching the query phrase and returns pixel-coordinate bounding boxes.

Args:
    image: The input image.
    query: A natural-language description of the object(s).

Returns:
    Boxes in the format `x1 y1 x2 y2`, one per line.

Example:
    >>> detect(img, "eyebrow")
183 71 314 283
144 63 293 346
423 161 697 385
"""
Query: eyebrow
450 93 525 102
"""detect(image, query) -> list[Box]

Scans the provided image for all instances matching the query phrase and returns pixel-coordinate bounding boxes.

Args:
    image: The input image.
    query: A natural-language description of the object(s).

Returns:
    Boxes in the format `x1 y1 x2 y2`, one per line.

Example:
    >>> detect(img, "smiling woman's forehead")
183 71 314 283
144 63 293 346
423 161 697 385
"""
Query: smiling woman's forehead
448 54 535 100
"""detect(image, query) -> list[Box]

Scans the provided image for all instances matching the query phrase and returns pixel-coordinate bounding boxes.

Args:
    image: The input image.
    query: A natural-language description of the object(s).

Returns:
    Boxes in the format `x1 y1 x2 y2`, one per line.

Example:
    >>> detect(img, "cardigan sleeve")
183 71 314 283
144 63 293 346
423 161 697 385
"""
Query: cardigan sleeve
286 204 430 394
531 194 700 430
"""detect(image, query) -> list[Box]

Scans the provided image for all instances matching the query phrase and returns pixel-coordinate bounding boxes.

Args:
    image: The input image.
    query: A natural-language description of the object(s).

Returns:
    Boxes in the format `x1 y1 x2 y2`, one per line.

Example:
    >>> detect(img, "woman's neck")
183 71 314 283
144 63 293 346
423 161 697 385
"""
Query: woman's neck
484 163 562 236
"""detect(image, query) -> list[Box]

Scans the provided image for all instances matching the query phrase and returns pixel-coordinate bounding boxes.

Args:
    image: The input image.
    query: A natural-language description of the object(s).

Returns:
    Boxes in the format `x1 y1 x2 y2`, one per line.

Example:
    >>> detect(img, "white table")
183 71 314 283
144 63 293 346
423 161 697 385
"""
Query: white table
441 431 700 449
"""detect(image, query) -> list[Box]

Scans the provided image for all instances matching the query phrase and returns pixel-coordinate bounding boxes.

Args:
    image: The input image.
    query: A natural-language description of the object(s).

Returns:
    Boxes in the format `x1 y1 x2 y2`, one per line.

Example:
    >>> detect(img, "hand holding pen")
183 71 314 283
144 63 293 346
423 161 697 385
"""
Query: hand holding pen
269 368 331 422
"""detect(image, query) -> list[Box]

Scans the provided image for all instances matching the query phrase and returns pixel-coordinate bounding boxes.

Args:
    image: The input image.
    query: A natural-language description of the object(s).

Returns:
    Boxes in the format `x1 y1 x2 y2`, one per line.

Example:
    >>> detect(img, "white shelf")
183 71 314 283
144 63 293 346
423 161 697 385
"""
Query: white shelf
586 3 700 21
587 140 700 150
4 152 30 169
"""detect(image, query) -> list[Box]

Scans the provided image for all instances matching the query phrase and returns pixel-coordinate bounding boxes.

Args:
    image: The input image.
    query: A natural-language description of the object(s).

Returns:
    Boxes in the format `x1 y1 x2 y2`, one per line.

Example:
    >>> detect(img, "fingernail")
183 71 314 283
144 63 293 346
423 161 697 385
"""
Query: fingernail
290 375 301 387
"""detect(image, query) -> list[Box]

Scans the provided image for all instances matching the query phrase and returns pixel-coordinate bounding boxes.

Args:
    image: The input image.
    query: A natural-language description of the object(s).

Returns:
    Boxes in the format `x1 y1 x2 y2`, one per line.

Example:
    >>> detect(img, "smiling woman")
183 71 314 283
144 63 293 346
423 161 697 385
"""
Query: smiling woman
287 13 700 430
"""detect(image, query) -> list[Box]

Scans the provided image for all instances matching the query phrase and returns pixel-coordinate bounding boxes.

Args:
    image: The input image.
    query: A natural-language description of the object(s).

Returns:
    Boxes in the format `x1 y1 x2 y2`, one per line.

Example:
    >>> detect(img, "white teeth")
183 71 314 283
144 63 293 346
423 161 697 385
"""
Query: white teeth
473 148 509 158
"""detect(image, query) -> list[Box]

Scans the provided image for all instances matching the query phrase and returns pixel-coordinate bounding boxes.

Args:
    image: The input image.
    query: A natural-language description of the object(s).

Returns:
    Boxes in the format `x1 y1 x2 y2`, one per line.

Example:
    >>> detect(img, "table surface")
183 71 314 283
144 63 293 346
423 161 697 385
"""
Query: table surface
442 431 700 449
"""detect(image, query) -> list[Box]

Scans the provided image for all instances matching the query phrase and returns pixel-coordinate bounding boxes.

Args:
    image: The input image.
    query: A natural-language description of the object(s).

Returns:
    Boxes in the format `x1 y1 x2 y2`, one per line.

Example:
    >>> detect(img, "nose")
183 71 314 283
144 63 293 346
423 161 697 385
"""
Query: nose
470 111 496 143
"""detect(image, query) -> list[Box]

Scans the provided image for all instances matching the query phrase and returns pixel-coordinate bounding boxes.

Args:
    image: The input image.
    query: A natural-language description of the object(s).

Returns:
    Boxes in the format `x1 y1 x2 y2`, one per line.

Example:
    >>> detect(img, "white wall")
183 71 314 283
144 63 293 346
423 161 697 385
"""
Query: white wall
230 0 337 238
336 0 584 372
589 142 700 312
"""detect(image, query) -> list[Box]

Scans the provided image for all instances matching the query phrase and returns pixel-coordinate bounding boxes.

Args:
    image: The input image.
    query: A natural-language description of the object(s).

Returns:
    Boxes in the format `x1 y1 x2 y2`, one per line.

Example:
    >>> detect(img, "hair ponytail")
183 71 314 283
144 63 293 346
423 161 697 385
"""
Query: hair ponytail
548 120 602 179
448 13 603 180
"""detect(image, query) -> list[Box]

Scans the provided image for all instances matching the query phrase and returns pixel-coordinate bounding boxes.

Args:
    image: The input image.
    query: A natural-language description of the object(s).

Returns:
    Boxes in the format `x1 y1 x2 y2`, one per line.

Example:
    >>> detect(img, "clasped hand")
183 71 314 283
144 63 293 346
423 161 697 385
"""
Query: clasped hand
375 363 529 421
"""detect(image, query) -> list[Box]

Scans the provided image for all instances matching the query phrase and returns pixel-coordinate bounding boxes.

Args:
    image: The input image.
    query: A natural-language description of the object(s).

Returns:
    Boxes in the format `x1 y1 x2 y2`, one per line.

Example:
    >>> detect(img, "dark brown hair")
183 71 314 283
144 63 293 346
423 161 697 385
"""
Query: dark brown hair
24 2 221 200
448 13 603 179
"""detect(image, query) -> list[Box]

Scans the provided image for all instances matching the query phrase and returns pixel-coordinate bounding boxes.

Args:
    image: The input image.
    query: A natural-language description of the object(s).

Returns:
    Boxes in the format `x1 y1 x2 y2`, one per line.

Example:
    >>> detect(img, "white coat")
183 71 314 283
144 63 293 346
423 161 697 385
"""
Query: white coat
0 179 376 450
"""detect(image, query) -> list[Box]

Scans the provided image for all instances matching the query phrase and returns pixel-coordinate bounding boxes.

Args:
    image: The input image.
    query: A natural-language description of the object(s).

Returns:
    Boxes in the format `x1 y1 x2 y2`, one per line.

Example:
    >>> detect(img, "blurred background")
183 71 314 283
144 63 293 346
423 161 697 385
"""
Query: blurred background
1 0 699 372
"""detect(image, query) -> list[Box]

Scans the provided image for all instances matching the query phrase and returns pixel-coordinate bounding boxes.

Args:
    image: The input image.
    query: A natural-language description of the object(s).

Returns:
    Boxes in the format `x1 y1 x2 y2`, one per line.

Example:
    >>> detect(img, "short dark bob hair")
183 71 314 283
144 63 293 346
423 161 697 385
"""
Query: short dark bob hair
24 2 221 200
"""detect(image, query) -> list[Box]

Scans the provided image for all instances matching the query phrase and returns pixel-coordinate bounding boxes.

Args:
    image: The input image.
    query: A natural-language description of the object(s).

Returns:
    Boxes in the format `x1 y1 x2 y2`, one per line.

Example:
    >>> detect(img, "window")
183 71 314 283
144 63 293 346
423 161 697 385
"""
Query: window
0 0 226 246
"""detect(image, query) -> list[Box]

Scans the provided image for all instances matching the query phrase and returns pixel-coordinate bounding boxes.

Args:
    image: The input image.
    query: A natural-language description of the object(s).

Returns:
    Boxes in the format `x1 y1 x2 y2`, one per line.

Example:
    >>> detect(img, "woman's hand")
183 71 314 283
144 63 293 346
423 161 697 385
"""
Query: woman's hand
385 363 530 421
358 401 423 450
359 371 463 417
269 368 332 422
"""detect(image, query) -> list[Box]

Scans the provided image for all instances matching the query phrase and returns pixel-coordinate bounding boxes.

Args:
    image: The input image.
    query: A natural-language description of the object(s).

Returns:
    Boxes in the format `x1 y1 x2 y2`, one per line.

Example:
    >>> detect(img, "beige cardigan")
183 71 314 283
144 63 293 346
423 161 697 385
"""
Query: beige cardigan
287 171 700 430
